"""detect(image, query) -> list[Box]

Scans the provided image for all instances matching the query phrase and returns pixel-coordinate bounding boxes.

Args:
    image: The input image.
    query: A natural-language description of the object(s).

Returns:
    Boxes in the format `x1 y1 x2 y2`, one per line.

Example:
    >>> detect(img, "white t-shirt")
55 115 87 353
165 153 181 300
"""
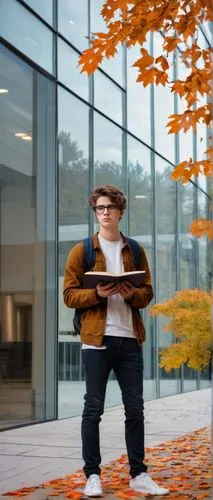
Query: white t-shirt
82 234 135 350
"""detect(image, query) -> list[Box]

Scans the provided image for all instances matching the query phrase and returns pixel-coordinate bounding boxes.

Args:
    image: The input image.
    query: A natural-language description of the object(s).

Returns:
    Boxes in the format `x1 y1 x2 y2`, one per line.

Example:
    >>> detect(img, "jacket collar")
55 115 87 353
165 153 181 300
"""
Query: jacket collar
93 231 130 250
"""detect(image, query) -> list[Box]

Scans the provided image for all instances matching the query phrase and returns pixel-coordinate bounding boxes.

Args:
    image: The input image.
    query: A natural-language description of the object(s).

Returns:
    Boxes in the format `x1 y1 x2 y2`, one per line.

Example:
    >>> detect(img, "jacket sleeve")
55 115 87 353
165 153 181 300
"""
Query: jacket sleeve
126 245 154 309
63 242 104 309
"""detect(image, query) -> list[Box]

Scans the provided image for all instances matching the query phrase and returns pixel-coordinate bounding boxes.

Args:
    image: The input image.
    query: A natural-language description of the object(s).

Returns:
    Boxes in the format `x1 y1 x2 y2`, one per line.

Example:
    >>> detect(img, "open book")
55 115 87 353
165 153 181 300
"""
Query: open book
84 271 145 289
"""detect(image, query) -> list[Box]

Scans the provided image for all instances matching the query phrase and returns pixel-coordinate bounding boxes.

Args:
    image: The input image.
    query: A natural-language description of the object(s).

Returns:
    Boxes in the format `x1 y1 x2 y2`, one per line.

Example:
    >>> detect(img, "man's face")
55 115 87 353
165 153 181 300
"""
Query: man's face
94 196 122 229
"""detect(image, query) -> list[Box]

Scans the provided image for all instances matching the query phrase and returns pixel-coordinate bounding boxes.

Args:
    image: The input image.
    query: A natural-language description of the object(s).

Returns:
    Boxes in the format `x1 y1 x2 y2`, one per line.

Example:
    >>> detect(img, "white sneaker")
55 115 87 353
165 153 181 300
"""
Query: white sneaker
84 474 103 497
129 472 169 496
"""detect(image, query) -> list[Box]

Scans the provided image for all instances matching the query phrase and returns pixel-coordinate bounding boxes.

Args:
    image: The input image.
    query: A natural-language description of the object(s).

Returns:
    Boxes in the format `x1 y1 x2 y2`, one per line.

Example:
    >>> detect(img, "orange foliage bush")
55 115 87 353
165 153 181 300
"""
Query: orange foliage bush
149 288 212 371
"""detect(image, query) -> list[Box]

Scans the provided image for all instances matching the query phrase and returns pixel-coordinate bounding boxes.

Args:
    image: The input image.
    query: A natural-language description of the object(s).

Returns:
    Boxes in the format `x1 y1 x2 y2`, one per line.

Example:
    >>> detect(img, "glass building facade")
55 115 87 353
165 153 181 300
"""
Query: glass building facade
0 0 211 429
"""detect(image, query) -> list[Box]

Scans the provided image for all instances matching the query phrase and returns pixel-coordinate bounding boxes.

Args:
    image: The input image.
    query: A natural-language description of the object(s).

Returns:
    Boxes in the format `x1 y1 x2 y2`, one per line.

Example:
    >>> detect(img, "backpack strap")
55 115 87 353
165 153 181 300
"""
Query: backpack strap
126 237 141 270
83 236 96 272
82 235 141 272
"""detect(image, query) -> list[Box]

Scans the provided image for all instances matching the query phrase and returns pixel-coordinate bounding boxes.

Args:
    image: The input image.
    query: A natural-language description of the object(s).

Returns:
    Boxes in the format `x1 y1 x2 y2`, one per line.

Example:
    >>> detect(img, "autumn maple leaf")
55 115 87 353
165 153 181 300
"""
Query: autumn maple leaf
190 219 213 239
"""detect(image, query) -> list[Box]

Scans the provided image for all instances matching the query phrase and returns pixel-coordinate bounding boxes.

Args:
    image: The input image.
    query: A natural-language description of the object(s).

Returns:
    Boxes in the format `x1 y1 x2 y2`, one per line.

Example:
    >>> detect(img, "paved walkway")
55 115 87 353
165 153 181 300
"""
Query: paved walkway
0 388 211 495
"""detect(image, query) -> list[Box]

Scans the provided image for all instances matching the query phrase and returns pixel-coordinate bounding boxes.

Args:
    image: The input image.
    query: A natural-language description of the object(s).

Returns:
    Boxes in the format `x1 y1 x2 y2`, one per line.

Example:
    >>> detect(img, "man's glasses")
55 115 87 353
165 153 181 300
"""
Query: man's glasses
94 204 118 215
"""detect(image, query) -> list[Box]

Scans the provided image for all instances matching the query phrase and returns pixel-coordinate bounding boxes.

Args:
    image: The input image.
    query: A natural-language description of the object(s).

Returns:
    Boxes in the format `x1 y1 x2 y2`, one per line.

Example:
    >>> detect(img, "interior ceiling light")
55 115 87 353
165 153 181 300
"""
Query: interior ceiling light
21 135 32 141
0 88 8 94
15 132 32 140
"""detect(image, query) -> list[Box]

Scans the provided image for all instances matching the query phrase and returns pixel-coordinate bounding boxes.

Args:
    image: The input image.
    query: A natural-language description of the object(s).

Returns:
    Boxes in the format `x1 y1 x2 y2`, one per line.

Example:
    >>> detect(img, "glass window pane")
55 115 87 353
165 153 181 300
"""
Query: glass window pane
155 159 176 300
128 136 156 399
179 181 197 391
94 112 126 235
94 113 123 185
178 54 193 163
0 0 54 74
196 94 207 192
155 157 179 397
90 0 123 85
100 46 124 86
127 45 151 144
90 0 106 32
179 183 196 290
0 44 56 429
21 0 53 26
58 89 89 229
58 88 89 418
154 34 175 162
198 190 209 290
200 366 211 388
94 71 123 125
58 39 88 101
58 0 88 51
200 22 212 46
128 139 152 240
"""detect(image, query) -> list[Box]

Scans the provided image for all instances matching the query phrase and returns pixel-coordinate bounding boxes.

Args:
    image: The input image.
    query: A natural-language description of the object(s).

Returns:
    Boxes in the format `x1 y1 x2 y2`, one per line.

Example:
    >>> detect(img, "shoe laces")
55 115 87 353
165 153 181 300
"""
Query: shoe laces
139 473 157 486
89 474 101 486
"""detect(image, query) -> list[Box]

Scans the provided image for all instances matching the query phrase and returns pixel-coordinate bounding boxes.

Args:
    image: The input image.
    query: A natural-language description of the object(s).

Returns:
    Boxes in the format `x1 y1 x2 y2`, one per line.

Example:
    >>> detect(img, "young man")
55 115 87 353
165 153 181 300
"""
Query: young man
64 185 169 497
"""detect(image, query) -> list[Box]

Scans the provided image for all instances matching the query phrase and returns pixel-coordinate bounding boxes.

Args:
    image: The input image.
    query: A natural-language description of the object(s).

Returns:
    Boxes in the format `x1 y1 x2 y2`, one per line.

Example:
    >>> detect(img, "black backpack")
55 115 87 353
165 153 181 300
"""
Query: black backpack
72 236 141 336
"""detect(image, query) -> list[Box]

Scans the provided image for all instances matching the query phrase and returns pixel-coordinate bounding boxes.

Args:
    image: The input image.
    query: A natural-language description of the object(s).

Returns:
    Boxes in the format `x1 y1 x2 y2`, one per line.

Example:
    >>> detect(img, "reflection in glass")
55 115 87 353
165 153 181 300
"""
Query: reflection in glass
100 46 124 87
196 95 207 191
58 0 88 51
179 183 195 290
155 158 176 300
179 182 197 391
90 0 106 33
94 112 126 230
0 0 54 74
128 137 152 240
0 44 56 429
58 88 89 418
58 89 89 227
198 190 209 290
153 33 175 162
94 71 123 125
155 157 179 396
58 39 88 101
94 112 123 189
90 0 123 85
128 137 155 399
127 44 151 144
178 54 193 163
21 0 53 25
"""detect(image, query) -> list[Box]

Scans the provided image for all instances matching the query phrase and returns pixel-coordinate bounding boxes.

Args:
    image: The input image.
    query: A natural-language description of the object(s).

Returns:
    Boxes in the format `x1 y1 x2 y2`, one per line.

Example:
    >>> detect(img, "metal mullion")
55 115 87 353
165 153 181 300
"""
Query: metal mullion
123 44 128 234
55 84 59 418
174 50 183 394
193 110 200 390
194 134 199 291
53 0 57 31
88 0 94 236
176 52 184 393
55 0 59 416
150 34 159 400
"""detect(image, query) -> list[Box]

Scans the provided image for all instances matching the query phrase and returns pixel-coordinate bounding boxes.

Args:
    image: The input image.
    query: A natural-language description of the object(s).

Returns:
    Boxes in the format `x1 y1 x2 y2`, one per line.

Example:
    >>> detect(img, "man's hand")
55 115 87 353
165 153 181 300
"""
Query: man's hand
119 281 135 300
96 282 121 298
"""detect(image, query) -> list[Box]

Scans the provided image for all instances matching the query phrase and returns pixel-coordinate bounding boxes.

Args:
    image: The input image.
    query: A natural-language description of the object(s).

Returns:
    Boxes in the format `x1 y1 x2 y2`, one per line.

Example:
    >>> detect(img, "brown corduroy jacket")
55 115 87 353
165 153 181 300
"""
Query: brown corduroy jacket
63 232 154 346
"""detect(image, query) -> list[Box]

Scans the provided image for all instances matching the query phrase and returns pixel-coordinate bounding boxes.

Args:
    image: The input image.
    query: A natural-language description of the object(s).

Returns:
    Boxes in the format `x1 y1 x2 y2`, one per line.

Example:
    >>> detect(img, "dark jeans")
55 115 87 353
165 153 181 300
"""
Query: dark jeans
81 336 147 478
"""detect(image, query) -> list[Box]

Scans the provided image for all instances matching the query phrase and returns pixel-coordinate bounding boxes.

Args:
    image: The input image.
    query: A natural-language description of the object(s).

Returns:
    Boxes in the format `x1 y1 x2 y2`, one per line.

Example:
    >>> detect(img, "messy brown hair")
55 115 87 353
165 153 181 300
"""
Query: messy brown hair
89 184 127 213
